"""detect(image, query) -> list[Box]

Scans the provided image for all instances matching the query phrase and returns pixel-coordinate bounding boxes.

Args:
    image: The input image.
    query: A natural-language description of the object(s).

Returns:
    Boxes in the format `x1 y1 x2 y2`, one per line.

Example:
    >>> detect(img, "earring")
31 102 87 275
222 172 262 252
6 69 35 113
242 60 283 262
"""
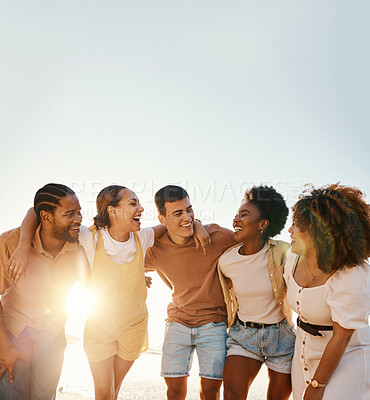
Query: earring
260 229 264 234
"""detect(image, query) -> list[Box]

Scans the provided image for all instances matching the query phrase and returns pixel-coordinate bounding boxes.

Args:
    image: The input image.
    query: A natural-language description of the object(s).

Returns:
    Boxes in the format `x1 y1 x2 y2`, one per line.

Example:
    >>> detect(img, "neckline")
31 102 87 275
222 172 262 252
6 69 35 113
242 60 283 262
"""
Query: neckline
237 242 268 258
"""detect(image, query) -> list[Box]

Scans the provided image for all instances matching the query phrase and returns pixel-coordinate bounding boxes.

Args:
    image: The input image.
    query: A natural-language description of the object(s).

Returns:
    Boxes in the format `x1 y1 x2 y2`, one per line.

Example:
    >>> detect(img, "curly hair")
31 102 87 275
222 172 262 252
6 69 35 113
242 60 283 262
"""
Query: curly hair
94 185 127 229
243 186 289 241
292 183 370 272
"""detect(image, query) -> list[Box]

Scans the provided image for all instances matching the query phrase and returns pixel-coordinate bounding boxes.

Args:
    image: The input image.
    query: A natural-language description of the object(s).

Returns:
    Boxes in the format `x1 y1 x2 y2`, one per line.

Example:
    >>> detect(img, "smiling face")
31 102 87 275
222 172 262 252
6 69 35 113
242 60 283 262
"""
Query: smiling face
159 196 194 244
233 201 268 243
108 188 144 233
288 222 315 256
49 194 82 243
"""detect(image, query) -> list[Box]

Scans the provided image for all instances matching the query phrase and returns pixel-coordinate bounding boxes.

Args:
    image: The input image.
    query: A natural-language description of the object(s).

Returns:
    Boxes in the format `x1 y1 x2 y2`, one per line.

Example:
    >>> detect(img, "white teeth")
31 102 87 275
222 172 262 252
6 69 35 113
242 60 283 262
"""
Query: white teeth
234 227 242 231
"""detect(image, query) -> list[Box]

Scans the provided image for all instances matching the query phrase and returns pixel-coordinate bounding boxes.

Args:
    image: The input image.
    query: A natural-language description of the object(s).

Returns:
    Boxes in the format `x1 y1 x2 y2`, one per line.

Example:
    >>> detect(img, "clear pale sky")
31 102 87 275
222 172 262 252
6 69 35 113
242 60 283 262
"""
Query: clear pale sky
1 0 369 237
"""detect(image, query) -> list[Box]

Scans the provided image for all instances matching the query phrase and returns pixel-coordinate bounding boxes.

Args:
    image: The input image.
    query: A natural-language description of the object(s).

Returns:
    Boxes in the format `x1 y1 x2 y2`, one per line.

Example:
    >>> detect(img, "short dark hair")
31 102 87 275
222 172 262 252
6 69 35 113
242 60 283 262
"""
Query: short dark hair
155 185 189 216
34 183 76 224
293 183 370 273
93 185 127 229
243 185 289 241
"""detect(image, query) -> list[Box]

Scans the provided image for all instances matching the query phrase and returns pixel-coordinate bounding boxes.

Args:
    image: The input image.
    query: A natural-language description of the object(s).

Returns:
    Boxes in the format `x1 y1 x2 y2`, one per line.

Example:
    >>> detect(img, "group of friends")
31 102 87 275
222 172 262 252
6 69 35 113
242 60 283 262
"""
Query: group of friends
0 182 369 400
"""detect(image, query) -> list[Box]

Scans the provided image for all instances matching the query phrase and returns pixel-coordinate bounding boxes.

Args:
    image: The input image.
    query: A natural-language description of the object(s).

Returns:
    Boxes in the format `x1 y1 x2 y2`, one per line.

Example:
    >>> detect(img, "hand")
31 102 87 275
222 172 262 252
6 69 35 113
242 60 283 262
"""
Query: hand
193 221 211 255
145 275 152 288
7 244 31 283
303 383 325 400
0 343 24 383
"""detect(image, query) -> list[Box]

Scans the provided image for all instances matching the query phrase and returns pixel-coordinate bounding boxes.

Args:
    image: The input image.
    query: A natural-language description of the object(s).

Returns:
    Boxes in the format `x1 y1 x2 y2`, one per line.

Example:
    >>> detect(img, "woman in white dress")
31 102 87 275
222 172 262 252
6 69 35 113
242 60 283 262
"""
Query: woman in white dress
284 183 370 400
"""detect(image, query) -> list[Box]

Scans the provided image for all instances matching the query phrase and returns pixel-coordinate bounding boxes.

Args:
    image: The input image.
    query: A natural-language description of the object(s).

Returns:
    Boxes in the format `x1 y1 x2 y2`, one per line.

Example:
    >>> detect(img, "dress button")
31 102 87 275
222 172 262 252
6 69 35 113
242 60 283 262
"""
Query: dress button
304 368 308 371
301 355 304 359
296 301 299 305
303 341 305 345
299 289 302 293
306 381 310 384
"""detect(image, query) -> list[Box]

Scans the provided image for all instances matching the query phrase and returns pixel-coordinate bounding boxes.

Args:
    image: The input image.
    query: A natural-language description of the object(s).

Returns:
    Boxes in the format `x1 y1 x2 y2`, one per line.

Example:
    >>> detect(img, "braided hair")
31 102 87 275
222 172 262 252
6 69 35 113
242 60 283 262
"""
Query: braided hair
34 183 76 223
292 183 370 272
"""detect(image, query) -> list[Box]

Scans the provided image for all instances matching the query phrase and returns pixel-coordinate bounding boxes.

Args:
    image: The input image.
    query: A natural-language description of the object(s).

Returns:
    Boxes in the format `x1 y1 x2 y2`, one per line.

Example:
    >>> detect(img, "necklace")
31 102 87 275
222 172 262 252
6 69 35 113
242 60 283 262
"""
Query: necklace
307 263 324 283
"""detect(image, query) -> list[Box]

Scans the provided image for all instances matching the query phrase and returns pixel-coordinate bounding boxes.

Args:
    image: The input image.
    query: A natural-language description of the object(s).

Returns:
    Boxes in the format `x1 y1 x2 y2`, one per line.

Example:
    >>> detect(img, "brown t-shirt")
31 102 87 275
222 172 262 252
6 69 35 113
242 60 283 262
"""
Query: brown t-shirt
145 224 236 327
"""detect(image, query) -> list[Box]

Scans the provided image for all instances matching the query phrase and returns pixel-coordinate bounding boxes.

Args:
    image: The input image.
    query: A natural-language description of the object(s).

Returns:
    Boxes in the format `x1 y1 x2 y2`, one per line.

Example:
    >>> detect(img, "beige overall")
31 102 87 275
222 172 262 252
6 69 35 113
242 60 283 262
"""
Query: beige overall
84 228 148 362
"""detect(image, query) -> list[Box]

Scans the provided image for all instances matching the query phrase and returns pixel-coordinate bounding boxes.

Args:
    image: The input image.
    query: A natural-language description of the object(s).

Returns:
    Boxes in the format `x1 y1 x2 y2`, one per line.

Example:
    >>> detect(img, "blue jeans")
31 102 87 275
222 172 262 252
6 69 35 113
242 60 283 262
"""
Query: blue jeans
0 326 66 400
161 321 227 380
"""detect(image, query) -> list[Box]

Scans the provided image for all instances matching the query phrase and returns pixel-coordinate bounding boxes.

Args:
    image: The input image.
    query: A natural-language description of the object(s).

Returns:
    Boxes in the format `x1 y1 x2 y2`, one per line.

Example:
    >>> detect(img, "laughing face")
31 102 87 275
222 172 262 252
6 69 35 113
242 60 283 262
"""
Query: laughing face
288 221 314 256
233 201 268 243
159 197 194 245
109 188 144 232
51 195 82 243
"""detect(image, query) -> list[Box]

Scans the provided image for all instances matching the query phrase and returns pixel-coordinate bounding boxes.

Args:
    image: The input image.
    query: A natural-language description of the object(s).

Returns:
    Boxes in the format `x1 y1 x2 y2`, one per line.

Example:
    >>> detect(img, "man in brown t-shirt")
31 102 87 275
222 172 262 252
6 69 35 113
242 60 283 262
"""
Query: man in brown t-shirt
0 184 90 400
145 185 236 400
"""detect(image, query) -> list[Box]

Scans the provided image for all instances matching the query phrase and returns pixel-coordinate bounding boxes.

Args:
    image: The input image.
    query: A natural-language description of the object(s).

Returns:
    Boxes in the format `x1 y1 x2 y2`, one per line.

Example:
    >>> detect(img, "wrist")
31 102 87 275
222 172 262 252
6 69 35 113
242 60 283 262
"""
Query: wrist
310 378 326 388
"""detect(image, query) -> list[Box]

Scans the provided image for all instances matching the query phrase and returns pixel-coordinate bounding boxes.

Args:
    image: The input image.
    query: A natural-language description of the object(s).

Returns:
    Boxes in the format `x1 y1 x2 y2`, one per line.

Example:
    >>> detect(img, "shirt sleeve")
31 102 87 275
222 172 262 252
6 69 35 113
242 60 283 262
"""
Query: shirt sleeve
137 228 155 256
283 249 297 285
325 263 370 329
144 246 156 272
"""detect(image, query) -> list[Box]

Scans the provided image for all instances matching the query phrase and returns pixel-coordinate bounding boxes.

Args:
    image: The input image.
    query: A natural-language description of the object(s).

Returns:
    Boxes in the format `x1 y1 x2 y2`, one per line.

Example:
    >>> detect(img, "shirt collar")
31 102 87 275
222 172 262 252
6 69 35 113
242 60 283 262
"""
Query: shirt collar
32 225 78 257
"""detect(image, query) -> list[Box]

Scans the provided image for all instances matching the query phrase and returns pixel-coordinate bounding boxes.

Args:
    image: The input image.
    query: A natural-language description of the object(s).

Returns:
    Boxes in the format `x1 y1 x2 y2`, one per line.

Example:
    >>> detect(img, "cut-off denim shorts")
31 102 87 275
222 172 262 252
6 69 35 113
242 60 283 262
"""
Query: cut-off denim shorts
161 321 227 380
227 318 296 374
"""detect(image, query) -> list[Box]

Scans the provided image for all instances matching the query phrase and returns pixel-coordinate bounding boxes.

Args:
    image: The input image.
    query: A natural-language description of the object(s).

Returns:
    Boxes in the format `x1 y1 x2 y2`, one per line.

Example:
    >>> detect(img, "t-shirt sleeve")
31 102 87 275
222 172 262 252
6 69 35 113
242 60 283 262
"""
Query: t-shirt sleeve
216 225 238 253
138 228 155 256
325 263 370 329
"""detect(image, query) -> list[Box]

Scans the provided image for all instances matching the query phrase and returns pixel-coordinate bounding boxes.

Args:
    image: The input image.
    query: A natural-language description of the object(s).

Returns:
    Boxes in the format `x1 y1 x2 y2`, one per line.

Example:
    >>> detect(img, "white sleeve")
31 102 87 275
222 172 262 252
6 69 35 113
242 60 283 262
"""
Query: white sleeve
325 263 370 329
137 227 155 256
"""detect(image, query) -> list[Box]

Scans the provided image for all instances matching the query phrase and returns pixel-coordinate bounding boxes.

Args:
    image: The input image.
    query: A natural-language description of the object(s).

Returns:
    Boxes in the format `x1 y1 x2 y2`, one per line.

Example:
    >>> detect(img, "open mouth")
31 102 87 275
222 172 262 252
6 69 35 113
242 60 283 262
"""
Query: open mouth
234 226 242 232
70 225 80 233
133 216 141 223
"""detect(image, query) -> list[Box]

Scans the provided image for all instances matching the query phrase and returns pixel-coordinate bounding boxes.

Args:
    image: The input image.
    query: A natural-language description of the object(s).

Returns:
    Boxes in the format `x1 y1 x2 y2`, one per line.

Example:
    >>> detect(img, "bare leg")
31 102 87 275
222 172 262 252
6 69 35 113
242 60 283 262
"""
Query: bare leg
113 356 134 400
266 368 292 400
164 376 187 400
88 357 115 400
200 377 222 400
223 356 262 400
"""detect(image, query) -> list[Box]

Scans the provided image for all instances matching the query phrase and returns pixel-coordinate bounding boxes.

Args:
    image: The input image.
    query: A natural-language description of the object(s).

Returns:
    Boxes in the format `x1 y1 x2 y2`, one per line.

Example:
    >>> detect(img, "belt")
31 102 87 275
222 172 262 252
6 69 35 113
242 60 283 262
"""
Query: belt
237 316 277 329
297 317 333 338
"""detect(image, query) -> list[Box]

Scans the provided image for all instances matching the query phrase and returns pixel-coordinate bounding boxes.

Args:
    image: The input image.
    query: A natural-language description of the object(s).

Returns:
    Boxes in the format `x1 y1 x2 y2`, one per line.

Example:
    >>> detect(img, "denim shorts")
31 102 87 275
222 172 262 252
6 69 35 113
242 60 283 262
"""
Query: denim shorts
161 321 227 380
227 319 296 374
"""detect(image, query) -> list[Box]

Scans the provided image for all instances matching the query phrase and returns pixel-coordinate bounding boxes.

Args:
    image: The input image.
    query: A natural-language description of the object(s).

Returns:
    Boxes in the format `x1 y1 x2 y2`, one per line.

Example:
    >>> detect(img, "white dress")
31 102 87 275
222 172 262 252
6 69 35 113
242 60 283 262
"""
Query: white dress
284 249 370 400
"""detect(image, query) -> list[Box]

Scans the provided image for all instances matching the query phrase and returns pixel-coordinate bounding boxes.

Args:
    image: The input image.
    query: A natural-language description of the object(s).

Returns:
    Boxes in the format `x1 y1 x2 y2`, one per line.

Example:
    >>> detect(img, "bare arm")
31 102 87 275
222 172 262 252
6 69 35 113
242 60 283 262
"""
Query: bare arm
152 225 167 240
0 304 24 382
7 208 38 282
303 321 354 400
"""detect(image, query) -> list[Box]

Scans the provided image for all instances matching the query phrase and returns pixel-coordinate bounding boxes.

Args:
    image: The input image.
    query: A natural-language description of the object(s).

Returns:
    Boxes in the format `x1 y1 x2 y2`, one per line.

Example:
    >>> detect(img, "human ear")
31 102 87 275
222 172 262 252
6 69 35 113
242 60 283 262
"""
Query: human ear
107 205 115 217
158 214 167 226
40 210 52 224
260 219 270 231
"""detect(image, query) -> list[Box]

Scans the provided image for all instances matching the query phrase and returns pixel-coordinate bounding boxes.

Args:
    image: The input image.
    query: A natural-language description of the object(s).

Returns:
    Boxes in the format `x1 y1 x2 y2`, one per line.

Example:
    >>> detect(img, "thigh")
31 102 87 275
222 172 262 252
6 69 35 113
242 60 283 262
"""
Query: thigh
161 322 194 378
195 322 227 380
89 356 116 399
0 329 33 400
30 329 67 400
267 368 292 400
223 355 262 400
113 355 134 398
